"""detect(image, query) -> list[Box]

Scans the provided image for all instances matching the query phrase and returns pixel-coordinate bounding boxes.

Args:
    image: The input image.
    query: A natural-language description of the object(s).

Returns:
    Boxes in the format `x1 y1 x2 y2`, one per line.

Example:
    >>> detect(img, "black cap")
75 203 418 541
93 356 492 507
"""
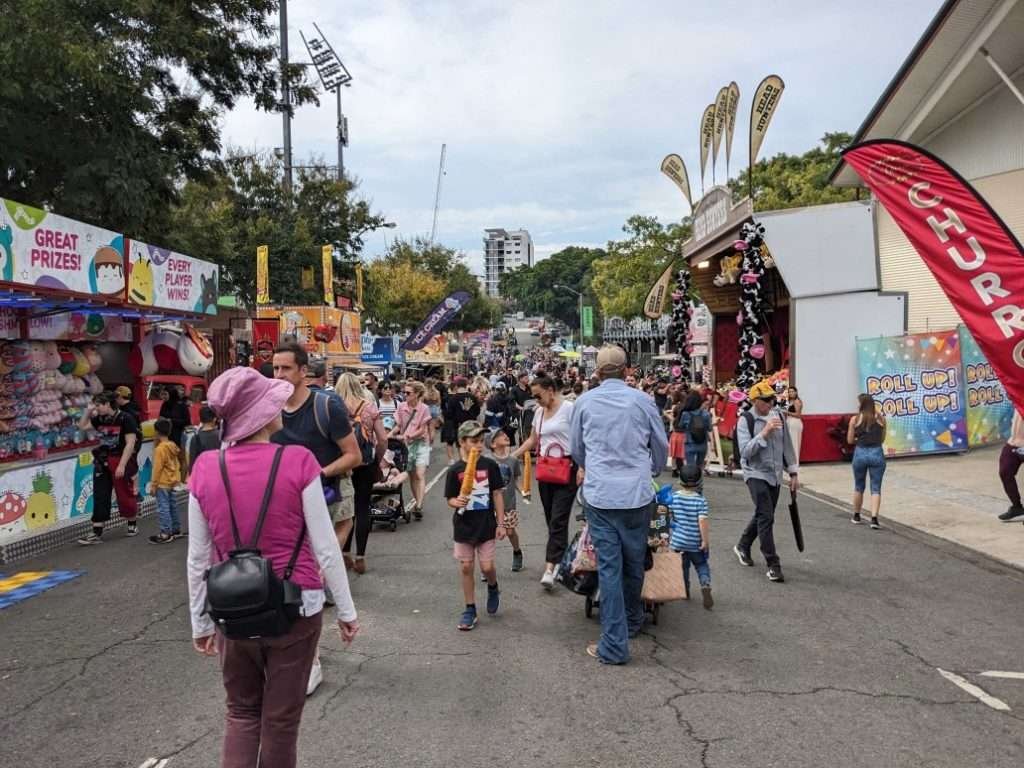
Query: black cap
679 464 702 488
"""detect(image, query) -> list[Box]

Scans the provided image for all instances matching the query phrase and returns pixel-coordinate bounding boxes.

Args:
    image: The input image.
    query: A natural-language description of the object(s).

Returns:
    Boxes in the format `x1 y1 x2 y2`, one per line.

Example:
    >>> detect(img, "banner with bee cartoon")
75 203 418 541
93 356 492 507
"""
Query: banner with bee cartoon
125 240 220 315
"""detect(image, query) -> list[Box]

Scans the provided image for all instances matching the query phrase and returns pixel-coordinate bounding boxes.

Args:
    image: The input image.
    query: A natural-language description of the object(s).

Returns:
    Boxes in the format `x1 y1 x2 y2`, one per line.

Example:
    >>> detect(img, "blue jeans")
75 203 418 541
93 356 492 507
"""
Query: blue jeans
156 488 179 534
852 445 886 495
585 502 652 664
681 550 711 595
684 445 707 468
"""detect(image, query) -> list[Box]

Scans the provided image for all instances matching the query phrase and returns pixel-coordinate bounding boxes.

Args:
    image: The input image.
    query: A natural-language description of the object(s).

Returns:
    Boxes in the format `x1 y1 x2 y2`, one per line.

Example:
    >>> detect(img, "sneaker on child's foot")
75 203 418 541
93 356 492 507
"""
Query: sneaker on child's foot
480 572 488 582
486 584 500 615
701 585 714 610
125 522 138 537
870 517 881 530
457 606 478 631
733 545 754 567
172 530 187 539
511 551 524 572
766 565 785 583
540 569 556 590
148 532 174 544
77 532 103 546
851 513 863 525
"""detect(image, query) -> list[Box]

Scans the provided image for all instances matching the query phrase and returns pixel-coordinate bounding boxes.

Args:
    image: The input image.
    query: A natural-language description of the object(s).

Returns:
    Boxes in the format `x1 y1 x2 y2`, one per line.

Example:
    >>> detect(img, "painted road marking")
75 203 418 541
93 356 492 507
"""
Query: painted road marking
138 759 169 768
0 571 83 610
936 668 1011 711
424 465 448 495
980 671 1024 680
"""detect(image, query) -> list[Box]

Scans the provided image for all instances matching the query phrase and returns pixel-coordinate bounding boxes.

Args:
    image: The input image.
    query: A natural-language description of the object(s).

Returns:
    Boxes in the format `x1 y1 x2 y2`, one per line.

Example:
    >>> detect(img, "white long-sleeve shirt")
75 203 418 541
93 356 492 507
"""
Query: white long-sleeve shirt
186 479 357 638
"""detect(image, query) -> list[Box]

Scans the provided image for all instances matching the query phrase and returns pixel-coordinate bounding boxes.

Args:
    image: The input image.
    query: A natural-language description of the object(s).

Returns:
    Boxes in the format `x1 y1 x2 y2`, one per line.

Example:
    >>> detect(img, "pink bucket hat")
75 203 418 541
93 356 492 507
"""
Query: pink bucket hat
208 366 293 443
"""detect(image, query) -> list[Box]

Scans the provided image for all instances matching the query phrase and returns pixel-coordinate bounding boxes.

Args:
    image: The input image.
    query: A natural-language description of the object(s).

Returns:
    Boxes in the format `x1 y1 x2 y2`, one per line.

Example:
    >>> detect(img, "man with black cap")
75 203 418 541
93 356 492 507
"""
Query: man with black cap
733 381 800 583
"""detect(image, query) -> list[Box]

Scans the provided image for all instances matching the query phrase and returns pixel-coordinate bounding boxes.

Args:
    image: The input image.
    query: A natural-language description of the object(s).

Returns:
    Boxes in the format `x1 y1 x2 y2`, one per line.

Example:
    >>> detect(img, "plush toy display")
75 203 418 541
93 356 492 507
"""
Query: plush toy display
178 324 214 376
671 267 693 369
128 332 158 377
151 328 183 371
713 252 743 287
735 222 770 388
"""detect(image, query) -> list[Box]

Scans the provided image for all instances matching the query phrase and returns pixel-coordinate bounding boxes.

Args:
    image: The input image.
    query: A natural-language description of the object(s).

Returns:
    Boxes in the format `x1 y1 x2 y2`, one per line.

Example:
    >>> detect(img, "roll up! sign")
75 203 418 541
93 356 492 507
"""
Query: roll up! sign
842 139 1024 418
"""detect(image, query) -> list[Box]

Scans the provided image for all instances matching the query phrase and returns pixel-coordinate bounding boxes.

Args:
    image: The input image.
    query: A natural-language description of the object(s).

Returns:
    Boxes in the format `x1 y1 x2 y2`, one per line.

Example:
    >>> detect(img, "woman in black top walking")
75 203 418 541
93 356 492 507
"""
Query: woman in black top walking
847 394 887 529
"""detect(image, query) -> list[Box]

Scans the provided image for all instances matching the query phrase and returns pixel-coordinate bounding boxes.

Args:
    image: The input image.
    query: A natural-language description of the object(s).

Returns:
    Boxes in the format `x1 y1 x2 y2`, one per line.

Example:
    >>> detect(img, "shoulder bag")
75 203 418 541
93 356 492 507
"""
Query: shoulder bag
534 406 572 485
204 446 306 639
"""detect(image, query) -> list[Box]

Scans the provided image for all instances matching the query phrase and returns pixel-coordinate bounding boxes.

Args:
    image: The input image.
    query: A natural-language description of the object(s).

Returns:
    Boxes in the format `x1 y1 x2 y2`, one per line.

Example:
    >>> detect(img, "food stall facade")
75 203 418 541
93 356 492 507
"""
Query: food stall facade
0 198 219 561
256 305 363 370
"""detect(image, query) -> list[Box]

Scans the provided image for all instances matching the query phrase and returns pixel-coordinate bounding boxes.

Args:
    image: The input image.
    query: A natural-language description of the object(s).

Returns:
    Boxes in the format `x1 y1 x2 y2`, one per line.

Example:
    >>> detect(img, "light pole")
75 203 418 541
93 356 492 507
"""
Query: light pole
553 284 583 349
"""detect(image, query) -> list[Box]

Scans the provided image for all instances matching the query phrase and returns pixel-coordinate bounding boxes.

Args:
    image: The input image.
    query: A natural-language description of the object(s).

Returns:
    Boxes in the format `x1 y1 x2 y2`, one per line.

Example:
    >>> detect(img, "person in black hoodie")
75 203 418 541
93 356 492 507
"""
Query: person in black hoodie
160 386 192 452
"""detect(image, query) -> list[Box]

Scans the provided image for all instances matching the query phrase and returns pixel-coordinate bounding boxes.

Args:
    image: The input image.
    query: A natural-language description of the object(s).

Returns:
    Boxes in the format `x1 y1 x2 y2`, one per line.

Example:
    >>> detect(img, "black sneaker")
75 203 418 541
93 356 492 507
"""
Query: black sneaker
701 585 714 610
486 584 500 615
148 532 174 544
767 565 785 582
733 544 754 567
870 517 881 530
77 532 103 546
511 551 524 572
125 522 138 537
851 513 862 525
172 529 187 539
998 505 1024 521
413 506 423 521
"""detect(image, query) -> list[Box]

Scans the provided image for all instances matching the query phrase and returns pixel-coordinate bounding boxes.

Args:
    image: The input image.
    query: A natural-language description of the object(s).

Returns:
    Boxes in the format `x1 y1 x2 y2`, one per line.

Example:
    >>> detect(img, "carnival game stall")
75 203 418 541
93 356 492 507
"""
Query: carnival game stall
0 198 218 561
256 305 363 370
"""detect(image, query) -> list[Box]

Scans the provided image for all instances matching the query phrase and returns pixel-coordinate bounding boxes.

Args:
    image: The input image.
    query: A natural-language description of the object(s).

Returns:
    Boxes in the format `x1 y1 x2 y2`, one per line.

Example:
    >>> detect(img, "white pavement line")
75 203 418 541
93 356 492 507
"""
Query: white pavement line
137 759 168 768
424 466 448 495
798 489 848 513
936 668 1012 711
980 670 1024 680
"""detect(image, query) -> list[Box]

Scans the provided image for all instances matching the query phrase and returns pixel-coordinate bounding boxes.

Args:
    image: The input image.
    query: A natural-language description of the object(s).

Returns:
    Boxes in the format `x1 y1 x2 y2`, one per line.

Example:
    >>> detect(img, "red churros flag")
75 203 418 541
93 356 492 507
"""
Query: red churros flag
842 139 1024 414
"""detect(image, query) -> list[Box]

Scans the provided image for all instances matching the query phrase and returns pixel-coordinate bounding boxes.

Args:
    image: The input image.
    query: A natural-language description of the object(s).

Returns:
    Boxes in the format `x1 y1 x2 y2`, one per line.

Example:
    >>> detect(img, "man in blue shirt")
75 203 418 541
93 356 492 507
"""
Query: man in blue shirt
570 345 669 665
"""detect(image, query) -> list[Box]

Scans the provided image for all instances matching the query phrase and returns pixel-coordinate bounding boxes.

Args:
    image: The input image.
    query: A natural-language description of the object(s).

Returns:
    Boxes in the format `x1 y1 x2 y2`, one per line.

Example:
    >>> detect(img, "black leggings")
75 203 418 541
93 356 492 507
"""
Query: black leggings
538 478 578 565
344 464 376 556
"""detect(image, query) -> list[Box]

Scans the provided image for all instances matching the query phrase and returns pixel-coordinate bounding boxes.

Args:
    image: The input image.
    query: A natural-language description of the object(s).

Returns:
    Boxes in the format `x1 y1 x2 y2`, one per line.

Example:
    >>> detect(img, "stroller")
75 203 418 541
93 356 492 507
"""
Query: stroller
369 439 412 531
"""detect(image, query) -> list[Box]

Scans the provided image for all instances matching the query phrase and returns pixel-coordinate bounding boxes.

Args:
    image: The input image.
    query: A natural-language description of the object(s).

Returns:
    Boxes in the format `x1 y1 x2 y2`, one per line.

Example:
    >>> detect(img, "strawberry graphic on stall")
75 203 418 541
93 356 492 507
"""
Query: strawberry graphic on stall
0 489 26 535
25 471 57 530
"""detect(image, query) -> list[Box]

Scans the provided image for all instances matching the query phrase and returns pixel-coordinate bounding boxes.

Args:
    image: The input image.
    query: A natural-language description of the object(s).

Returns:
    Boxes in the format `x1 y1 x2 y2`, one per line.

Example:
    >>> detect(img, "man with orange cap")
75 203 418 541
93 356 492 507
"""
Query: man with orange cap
733 381 799 583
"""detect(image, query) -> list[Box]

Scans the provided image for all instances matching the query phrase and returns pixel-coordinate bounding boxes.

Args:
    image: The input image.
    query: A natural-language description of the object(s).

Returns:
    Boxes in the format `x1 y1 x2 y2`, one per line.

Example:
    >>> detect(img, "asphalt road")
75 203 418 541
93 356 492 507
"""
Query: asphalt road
2 453 1024 768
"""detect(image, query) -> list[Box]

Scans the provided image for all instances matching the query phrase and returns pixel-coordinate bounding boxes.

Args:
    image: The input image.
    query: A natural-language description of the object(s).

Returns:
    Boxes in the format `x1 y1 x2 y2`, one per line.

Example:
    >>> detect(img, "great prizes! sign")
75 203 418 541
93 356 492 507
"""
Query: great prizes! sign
0 198 125 297
126 240 219 315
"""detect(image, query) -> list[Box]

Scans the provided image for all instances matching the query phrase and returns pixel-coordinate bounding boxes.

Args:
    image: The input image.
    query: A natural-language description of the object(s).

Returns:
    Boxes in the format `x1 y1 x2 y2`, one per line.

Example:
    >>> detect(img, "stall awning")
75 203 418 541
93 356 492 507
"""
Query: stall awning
0 283 208 322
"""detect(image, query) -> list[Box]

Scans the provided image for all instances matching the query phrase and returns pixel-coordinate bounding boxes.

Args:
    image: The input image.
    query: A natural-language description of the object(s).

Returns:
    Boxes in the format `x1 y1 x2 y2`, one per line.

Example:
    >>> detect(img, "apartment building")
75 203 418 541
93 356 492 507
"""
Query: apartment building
483 228 533 298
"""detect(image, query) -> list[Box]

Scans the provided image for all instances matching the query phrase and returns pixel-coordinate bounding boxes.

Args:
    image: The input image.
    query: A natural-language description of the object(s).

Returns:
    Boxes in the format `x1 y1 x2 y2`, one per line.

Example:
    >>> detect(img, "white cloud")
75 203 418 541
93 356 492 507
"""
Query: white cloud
220 0 947 267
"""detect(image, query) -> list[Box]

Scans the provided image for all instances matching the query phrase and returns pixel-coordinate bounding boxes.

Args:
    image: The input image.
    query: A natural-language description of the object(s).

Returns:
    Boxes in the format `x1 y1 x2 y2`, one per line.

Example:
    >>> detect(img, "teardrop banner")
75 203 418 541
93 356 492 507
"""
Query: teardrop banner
644 261 675 319
699 103 715 194
660 154 693 209
712 85 729 182
749 75 785 172
402 290 472 351
841 139 1024 415
725 81 740 177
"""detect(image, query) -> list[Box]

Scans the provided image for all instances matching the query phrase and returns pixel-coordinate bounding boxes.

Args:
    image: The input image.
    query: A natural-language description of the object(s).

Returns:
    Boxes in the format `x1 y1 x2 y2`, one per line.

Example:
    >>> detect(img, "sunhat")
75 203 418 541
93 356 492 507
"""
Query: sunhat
208 366 293 443
748 380 777 401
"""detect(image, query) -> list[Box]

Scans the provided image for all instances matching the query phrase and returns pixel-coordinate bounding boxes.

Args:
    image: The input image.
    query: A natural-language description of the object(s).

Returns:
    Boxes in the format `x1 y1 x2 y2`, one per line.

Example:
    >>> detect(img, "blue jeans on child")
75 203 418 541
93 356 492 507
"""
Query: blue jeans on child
585 502 651 665
681 549 711 596
156 488 179 534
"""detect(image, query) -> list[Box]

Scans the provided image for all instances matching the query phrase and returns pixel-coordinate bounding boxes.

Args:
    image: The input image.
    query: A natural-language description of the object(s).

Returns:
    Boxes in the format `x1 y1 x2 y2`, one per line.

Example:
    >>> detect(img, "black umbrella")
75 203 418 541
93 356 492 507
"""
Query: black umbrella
789 489 805 552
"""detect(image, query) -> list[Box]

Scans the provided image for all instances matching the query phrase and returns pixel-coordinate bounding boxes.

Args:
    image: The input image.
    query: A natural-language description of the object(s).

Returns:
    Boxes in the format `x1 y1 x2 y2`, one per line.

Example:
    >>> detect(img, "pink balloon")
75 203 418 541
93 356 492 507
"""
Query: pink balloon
733 240 748 251
740 273 759 284
671 291 683 301
750 344 765 359
728 389 747 403
671 366 682 378
736 312 743 325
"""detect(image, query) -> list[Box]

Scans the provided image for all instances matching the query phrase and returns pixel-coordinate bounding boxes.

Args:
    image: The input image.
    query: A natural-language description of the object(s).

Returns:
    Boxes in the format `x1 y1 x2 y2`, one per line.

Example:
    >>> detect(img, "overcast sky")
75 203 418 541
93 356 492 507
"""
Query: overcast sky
221 0 946 274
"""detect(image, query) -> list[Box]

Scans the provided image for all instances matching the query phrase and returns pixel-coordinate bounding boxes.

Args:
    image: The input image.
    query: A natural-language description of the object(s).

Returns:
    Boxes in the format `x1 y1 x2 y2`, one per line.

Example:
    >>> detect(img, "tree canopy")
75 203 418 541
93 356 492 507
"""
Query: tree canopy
0 0 316 241
499 246 606 329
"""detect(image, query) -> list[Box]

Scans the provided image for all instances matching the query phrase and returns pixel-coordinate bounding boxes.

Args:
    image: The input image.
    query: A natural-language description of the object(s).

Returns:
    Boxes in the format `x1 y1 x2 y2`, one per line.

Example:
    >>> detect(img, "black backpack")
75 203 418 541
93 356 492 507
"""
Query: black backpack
204 446 305 639
688 412 708 444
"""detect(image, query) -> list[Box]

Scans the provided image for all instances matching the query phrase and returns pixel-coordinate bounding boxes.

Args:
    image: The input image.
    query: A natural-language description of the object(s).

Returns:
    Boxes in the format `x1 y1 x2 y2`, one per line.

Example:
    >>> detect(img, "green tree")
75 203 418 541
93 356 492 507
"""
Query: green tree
167 154 387 306
362 260 446 332
0 0 317 240
729 132 858 211
590 216 690 318
499 246 605 329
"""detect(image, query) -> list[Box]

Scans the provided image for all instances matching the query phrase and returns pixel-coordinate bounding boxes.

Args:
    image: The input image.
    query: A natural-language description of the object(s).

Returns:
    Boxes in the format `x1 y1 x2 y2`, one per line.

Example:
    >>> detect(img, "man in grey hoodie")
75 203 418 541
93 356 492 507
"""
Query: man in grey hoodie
733 381 800 583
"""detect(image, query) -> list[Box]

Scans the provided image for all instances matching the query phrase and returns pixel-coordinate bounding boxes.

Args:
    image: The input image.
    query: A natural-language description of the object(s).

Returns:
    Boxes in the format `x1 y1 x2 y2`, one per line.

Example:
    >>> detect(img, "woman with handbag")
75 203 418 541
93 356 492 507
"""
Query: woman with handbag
186 366 359 768
511 374 576 590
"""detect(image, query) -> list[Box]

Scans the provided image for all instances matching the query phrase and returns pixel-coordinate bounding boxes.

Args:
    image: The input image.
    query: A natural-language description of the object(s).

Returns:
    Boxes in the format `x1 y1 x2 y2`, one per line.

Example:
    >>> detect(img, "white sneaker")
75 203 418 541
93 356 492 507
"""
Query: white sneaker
306 659 323 696
540 569 555 590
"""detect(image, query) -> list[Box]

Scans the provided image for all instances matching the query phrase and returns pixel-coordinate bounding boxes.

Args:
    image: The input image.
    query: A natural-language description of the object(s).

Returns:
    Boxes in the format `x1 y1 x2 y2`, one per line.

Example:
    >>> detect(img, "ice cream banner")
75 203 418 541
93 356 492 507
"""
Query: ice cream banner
960 324 1014 447
856 330 968 456
0 197 125 296
125 240 219 315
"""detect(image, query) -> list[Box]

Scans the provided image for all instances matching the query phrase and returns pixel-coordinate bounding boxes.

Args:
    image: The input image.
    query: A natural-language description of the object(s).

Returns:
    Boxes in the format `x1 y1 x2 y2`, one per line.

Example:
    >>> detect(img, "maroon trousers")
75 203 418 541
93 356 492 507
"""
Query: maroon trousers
999 443 1023 507
216 614 322 768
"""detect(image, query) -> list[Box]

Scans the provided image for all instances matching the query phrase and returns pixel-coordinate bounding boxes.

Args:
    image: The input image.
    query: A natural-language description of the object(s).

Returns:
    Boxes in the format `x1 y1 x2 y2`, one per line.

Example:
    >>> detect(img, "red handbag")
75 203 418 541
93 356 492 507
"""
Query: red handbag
534 409 572 485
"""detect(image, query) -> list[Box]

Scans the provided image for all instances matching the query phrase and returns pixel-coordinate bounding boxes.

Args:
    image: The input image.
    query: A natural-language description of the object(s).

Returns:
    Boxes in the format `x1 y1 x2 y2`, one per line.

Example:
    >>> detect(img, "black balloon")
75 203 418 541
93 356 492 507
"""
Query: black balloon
671 267 692 368
735 221 768 388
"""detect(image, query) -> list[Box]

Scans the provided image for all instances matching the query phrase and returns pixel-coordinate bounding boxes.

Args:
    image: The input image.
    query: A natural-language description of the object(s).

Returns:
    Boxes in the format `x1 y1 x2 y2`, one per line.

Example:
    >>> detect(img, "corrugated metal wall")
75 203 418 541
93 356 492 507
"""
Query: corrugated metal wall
877 167 1024 333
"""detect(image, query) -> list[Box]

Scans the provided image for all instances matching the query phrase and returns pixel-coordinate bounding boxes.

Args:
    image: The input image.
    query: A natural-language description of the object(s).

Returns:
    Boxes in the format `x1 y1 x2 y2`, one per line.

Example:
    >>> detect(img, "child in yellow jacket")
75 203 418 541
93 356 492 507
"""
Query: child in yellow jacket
147 418 182 544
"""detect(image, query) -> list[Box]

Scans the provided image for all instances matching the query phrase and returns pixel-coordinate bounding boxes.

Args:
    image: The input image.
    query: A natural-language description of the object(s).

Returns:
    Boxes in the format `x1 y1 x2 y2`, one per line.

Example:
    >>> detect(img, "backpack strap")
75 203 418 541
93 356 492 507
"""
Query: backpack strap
282 522 307 581
312 392 330 441
218 445 285 551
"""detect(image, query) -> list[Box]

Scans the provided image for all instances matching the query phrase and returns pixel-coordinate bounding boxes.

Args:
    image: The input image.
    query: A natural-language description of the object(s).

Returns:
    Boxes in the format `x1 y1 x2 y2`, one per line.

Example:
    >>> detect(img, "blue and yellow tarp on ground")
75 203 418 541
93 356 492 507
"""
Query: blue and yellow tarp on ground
0 570 83 610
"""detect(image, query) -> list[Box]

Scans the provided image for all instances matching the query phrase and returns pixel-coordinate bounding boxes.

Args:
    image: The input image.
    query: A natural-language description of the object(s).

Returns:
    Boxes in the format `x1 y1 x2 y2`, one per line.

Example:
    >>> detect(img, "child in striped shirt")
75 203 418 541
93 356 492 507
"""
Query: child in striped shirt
669 464 713 610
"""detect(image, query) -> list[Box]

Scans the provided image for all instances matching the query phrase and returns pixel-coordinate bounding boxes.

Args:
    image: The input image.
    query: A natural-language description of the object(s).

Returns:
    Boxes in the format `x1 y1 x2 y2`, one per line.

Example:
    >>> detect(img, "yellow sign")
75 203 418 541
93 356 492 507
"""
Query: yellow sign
322 245 335 306
301 266 314 290
355 263 364 309
256 245 270 304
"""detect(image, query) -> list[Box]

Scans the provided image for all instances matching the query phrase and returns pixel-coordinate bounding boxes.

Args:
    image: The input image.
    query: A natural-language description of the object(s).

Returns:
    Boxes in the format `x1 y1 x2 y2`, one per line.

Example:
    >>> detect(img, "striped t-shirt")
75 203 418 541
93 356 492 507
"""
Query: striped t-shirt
668 490 708 552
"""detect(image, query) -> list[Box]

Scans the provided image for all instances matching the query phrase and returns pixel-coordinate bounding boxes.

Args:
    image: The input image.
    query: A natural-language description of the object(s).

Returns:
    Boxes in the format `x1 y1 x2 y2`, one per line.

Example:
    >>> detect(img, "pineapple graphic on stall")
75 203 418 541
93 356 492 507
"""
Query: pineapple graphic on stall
25 471 57 530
